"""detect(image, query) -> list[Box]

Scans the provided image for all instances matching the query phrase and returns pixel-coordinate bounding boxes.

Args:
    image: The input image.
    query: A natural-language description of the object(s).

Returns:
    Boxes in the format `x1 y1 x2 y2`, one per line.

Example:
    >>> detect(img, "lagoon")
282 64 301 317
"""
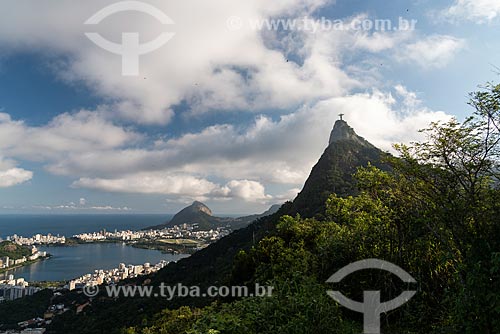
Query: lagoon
0 243 188 282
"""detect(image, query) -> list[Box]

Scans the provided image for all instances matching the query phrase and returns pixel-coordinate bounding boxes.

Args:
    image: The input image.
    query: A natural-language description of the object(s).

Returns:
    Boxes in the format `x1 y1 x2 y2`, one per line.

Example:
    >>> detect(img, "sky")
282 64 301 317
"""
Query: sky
0 0 499 215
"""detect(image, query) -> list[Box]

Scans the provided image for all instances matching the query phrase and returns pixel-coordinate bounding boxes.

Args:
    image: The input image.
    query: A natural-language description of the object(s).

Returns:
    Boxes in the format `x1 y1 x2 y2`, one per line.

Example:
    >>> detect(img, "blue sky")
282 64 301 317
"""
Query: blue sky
0 0 499 215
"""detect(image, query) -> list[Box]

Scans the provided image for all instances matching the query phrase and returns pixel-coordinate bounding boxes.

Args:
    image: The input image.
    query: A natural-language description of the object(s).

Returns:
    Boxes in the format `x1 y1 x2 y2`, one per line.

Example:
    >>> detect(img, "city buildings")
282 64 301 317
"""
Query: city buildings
7 234 66 246
73 224 230 244
0 275 41 302
67 260 169 289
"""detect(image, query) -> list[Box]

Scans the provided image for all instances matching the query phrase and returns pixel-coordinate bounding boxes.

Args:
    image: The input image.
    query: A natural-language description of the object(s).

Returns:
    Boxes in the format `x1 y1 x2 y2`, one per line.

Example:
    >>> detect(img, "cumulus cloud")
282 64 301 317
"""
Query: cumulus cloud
274 188 301 202
396 35 465 69
394 85 420 109
72 173 272 202
444 0 500 23
215 180 272 201
320 90 452 150
0 83 450 203
350 20 413 53
0 168 33 188
72 173 219 196
0 157 33 188
0 0 346 124
0 111 139 161
0 2 430 123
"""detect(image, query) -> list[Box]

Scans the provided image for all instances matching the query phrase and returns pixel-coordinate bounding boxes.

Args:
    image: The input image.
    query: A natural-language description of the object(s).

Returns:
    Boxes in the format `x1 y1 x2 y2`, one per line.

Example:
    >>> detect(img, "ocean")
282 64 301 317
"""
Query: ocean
0 214 173 239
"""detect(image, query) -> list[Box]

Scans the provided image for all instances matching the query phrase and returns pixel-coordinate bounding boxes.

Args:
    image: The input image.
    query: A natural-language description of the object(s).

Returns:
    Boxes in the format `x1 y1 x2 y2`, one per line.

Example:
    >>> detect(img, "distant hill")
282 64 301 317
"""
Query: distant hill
230 204 282 229
147 201 281 231
158 201 231 230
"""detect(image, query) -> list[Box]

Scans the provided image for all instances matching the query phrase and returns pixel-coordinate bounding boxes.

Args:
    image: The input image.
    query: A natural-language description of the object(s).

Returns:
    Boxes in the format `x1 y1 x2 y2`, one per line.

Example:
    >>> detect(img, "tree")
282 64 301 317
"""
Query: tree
390 83 500 333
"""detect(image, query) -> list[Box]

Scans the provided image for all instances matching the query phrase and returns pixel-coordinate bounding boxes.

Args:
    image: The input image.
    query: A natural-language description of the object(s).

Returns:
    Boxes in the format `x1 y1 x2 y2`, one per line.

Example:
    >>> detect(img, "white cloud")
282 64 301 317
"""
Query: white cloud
79 198 87 206
0 2 431 124
397 35 465 69
72 173 219 196
444 0 500 23
350 22 413 53
89 206 131 211
0 111 140 161
72 172 272 202
0 0 348 124
0 168 33 188
215 180 272 201
394 84 420 109
274 188 301 202
0 156 16 170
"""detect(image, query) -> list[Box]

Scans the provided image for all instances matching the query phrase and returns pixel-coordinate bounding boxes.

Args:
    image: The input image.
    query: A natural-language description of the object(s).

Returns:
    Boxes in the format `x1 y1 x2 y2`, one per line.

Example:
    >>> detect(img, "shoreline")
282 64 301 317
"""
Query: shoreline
67 238 198 255
21 239 196 255
0 255 51 275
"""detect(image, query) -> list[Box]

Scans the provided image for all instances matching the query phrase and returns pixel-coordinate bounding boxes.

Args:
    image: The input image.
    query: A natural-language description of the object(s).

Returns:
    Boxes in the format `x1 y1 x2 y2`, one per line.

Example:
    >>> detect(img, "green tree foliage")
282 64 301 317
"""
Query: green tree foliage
0 241 31 260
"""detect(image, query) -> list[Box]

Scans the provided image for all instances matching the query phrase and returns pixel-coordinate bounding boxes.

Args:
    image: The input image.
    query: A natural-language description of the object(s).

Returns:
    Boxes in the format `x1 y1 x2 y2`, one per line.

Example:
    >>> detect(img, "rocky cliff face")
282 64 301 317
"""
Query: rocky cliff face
189 201 213 216
289 119 389 217
329 119 375 148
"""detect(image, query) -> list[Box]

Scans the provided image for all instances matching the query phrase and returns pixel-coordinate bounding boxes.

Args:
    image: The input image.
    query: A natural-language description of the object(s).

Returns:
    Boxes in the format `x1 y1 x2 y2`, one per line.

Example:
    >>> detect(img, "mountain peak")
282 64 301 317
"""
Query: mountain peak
287 119 388 217
329 119 373 148
190 201 212 216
